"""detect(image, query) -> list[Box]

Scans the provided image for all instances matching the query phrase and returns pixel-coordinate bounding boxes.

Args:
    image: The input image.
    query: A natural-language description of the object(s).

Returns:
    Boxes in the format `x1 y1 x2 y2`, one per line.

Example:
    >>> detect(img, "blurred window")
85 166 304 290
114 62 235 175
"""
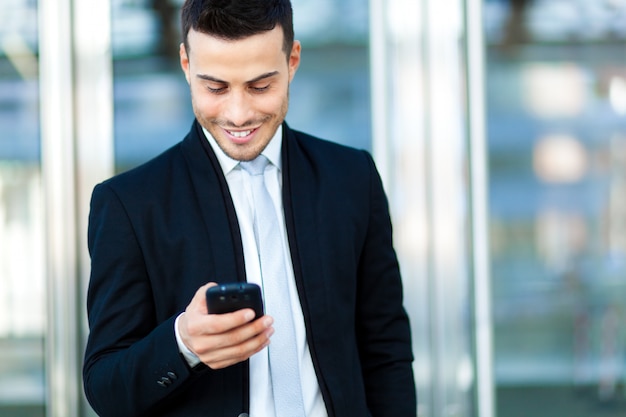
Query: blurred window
485 0 626 414
0 0 46 416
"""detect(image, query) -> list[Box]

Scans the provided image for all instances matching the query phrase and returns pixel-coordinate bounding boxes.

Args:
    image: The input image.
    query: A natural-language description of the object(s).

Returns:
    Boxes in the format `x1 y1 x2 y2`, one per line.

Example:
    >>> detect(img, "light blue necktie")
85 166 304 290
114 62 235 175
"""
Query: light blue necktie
240 155 305 417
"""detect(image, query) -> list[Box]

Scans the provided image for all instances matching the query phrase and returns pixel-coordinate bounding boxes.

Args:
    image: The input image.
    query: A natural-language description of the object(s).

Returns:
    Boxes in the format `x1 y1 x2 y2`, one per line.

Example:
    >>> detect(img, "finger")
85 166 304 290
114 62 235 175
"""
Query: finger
203 308 259 334
202 324 274 369
193 316 274 357
196 314 273 351
182 307 266 354
213 315 273 348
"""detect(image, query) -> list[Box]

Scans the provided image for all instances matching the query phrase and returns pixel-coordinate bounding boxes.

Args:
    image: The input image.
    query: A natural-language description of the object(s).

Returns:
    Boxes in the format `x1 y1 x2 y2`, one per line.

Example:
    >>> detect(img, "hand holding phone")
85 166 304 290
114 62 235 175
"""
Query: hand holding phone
206 282 264 319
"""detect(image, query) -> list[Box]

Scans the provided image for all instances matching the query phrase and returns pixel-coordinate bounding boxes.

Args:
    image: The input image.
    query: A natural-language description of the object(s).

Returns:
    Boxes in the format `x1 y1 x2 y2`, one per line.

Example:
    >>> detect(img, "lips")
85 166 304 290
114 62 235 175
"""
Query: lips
223 127 259 144
227 129 253 138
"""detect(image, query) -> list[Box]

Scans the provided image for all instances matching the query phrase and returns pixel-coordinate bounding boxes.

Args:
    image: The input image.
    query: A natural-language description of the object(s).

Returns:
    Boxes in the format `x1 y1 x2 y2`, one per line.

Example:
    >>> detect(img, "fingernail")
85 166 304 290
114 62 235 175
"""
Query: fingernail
264 317 274 327
244 310 255 321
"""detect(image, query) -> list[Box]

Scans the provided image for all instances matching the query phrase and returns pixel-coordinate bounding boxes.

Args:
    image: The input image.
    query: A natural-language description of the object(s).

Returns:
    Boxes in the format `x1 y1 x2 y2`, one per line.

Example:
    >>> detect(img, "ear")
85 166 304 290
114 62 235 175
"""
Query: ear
180 43 191 84
288 40 301 83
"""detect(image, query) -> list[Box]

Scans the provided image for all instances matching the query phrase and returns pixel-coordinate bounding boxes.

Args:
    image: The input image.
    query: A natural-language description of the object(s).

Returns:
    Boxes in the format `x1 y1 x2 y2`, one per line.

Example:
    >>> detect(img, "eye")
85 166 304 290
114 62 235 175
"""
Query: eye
207 86 227 94
250 84 270 93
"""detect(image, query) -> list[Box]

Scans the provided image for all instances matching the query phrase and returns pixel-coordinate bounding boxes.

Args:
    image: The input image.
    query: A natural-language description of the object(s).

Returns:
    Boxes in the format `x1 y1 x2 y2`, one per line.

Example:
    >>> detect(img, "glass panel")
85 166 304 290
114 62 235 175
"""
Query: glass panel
0 0 46 416
290 0 370 150
112 0 190 172
485 0 626 415
112 0 370 173
371 0 475 415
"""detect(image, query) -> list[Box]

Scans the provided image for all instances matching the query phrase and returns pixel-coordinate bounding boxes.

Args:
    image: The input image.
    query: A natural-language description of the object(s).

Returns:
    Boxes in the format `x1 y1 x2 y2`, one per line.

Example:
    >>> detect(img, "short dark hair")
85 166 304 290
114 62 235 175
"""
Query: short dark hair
181 0 294 56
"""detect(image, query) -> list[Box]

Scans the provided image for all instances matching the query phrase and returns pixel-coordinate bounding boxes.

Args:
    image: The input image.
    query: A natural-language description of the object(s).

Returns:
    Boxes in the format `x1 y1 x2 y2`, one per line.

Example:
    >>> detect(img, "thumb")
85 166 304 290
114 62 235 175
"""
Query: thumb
187 282 217 315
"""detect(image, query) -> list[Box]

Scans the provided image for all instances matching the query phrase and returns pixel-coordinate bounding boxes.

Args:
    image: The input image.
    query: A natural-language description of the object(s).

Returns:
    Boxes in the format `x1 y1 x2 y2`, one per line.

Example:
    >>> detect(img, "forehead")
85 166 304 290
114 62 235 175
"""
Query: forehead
187 26 287 74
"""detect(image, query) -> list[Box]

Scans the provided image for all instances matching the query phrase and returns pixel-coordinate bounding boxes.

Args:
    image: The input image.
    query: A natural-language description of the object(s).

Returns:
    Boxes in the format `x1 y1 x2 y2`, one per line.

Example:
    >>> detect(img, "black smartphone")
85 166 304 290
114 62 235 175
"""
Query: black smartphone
206 282 264 319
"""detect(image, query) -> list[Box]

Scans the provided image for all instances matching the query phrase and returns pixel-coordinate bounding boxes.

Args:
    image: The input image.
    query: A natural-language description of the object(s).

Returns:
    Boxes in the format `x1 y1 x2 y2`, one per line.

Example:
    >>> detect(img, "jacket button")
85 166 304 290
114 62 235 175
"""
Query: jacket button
167 371 178 380
237 414 249 417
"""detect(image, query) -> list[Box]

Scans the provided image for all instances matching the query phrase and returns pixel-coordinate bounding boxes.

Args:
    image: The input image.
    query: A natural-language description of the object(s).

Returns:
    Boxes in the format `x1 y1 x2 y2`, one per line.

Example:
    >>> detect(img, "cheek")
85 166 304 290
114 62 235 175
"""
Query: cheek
255 92 288 115
191 90 220 117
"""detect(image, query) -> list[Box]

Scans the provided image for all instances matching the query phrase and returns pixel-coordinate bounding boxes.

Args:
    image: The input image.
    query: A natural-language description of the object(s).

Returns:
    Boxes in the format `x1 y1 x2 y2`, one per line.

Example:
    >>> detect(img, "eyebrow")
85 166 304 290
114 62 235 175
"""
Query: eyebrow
196 71 280 84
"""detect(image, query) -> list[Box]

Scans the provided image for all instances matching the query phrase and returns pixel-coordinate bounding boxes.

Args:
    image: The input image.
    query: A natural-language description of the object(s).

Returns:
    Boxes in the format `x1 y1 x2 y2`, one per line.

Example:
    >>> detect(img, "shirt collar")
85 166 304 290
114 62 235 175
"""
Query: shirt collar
202 125 283 175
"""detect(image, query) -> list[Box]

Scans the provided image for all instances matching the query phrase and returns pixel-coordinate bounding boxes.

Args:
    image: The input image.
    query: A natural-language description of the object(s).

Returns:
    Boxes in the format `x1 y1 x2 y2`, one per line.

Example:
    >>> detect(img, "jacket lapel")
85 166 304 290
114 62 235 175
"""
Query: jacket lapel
180 121 247 284
281 125 329 322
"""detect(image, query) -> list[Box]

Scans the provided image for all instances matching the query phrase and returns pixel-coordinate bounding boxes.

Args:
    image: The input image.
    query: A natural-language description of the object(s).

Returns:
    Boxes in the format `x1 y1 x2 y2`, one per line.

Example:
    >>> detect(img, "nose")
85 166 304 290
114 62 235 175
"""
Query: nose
223 90 254 127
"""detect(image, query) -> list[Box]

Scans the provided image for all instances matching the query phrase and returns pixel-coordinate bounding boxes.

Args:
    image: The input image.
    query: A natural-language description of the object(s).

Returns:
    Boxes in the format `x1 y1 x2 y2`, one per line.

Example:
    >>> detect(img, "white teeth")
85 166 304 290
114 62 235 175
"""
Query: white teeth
228 130 252 138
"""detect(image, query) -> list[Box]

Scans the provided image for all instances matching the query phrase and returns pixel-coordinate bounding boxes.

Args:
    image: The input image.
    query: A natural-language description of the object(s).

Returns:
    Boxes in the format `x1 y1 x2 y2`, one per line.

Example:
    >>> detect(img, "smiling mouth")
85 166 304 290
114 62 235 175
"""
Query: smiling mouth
227 129 254 138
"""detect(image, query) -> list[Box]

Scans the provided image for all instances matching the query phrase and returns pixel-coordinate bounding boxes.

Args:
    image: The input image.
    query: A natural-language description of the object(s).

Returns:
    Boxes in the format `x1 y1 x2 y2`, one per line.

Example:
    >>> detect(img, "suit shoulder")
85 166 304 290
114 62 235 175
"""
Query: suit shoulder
99 141 185 192
288 128 372 168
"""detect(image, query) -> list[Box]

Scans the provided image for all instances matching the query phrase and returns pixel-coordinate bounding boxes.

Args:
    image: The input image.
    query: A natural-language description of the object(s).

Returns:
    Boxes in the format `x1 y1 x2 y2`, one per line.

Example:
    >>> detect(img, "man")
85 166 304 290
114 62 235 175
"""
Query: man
83 1 416 416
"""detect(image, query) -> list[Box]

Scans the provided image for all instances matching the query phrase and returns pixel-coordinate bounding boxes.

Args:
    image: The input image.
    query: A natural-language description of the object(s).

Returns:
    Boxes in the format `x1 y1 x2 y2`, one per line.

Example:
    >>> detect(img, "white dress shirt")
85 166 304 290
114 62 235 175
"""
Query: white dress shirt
175 125 327 417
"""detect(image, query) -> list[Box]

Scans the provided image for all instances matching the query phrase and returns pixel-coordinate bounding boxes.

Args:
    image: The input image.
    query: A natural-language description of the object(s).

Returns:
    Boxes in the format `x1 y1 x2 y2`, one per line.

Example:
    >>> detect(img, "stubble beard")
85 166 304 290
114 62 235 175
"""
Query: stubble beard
194 92 290 162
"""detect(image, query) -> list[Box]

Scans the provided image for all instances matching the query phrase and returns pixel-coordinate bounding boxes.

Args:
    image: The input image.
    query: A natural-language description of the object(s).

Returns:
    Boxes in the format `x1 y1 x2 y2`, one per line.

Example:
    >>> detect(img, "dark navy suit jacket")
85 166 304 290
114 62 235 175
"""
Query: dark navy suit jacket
83 121 416 416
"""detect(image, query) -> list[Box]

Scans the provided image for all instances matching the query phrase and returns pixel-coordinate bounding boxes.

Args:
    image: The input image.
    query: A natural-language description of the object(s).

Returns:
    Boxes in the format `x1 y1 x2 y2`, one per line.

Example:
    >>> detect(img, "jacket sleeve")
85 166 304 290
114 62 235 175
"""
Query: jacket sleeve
356 152 417 416
83 182 201 417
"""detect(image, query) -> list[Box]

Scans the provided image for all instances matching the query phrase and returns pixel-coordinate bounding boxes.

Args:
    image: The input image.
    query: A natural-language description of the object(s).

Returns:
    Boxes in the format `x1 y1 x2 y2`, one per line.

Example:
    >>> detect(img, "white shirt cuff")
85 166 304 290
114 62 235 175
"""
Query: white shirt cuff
174 313 202 367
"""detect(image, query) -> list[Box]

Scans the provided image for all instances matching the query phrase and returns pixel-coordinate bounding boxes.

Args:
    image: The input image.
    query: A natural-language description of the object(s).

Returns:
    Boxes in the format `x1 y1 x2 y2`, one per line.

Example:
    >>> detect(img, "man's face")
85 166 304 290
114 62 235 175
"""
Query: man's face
180 26 301 161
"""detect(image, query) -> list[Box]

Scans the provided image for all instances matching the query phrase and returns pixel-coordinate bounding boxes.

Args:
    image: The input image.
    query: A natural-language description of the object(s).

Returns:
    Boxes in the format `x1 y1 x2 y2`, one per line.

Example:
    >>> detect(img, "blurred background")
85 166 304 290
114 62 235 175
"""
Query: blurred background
1 0 625 416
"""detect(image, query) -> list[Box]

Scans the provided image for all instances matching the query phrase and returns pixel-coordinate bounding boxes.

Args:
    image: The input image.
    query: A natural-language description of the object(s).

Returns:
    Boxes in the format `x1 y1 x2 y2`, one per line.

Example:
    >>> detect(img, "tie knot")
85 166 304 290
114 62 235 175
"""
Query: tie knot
240 155 270 176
